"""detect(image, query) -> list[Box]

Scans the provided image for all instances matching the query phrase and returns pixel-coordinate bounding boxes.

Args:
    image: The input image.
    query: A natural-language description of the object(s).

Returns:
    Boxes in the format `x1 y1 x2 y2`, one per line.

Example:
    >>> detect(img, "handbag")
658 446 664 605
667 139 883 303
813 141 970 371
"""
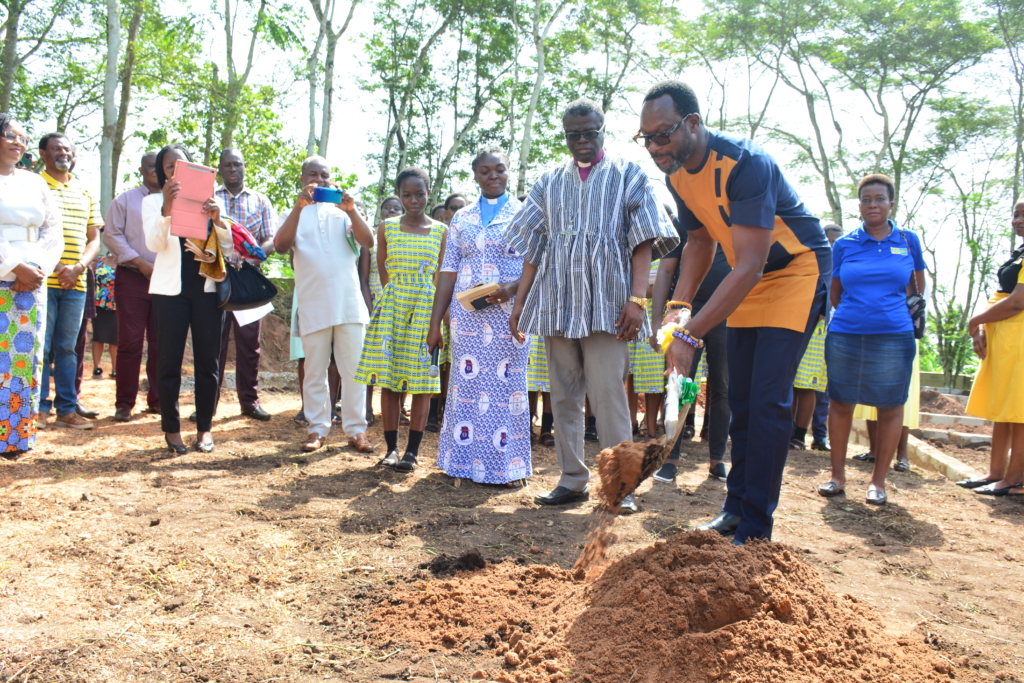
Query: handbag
899 229 926 340
216 260 278 311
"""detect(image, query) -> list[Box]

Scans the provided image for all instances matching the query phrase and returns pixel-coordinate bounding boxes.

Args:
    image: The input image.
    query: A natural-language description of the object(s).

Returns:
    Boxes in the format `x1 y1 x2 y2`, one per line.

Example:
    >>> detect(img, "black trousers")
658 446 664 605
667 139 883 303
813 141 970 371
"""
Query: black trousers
152 247 224 433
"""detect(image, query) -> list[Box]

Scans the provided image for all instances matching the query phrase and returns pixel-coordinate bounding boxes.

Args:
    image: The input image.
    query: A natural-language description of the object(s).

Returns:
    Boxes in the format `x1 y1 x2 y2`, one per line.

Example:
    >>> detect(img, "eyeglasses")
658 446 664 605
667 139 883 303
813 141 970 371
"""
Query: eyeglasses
2 131 30 147
633 114 695 147
564 126 605 143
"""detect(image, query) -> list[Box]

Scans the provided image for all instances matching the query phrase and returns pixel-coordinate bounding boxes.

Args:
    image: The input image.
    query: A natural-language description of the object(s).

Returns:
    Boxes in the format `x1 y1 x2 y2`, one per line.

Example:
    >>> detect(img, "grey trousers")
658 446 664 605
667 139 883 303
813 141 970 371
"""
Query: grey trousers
546 332 632 491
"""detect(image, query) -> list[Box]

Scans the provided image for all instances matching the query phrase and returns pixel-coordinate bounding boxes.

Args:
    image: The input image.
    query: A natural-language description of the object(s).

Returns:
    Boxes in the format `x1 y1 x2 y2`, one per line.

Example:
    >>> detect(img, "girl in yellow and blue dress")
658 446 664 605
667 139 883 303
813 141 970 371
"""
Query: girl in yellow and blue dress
356 168 446 472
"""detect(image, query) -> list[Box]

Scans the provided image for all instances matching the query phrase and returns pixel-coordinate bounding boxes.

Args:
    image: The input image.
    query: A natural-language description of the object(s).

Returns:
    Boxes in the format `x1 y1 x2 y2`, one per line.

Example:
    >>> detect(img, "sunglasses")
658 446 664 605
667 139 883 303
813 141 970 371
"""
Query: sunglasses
2 131 30 147
564 125 605 143
632 114 696 147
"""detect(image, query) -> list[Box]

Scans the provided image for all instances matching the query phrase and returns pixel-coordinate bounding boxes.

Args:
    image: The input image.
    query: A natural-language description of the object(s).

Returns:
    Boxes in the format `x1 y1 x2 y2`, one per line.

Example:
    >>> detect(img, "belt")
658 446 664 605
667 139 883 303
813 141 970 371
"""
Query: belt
0 225 38 243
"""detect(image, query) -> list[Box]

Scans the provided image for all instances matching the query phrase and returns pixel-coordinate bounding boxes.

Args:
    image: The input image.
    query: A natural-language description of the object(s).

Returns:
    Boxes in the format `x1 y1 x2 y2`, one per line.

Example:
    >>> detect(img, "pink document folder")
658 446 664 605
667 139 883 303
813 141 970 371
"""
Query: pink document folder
170 160 217 239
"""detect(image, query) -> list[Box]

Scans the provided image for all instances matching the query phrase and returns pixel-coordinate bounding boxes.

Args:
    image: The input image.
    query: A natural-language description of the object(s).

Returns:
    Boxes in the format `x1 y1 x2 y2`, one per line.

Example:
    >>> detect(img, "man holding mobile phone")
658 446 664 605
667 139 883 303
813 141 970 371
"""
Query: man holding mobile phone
274 156 377 453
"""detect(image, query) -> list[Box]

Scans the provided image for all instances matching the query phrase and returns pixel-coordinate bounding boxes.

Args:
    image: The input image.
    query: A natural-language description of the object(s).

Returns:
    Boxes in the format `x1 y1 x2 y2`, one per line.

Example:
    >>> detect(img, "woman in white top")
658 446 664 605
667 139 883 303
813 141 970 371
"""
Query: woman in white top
0 114 65 459
142 144 233 455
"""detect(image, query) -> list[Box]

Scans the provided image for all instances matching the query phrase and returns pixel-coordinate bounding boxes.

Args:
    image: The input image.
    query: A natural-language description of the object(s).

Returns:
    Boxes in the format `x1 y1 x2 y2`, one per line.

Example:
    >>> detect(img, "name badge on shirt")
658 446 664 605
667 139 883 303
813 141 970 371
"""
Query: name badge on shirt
890 247 908 255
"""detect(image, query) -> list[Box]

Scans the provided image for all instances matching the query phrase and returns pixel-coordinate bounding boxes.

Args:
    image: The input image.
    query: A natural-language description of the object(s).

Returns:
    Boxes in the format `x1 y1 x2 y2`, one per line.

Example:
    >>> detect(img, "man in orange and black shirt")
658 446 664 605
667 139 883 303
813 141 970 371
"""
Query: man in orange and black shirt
638 80 831 544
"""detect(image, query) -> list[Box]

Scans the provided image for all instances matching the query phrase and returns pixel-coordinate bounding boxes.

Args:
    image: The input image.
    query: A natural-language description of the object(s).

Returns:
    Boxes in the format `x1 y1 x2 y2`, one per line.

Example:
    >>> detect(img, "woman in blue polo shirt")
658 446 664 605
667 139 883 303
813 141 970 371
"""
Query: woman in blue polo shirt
817 174 926 505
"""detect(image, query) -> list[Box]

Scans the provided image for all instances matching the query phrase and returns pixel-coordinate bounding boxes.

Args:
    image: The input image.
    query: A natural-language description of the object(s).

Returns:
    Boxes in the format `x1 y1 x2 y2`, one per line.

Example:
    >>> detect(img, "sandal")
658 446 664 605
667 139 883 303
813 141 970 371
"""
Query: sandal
395 452 418 473
379 450 400 468
866 488 887 505
974 482 1024 497
817 481 845 497
852 452 875 462
893 459 910 472
539 431 555 448
956 477 1001 489
789 438 806 451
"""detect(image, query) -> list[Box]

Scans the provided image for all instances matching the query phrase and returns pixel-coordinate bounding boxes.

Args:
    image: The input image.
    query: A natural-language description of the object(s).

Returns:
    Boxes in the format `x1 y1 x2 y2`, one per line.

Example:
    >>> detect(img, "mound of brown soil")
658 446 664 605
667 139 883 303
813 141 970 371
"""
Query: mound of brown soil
920 389 966 416
373 533 949 683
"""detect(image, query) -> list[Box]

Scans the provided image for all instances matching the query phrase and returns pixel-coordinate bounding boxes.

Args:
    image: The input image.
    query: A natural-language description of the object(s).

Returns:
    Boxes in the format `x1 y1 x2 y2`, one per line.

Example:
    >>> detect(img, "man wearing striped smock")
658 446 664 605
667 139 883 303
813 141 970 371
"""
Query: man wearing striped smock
505 98 678 511
38 133 102 430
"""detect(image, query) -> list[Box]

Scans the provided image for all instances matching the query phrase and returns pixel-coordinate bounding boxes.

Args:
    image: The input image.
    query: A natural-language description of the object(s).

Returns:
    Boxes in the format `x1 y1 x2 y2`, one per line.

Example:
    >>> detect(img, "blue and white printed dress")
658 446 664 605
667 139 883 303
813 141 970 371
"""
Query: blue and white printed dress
437 193 532 484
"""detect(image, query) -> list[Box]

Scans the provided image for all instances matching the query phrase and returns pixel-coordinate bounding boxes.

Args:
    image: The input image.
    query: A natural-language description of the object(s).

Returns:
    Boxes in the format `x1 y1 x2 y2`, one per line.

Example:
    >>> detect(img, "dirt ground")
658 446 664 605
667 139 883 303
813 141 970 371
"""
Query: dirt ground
1 378 1023 682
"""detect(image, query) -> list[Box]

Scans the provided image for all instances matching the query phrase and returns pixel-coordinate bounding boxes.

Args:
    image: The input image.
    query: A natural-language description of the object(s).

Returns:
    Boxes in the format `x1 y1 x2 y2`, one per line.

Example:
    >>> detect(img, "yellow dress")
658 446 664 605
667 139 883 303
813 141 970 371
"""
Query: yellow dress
966 282 1024 423
853 342 920 428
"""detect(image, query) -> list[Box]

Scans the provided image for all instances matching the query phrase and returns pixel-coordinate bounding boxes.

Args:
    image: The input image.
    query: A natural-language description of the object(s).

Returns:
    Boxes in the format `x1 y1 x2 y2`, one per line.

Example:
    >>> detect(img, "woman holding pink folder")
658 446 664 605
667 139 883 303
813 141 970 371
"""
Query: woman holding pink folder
141 144 235 455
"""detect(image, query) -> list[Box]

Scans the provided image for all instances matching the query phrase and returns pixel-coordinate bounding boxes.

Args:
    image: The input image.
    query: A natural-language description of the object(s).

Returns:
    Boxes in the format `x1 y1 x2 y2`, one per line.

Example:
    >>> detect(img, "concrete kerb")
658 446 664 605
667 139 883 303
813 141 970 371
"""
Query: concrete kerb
851 418 980 483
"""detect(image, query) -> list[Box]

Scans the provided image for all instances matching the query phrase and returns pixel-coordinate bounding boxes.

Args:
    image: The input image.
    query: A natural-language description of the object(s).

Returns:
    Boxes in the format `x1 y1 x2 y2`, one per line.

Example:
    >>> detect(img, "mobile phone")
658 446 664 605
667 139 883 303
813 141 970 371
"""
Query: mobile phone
312 187 343 204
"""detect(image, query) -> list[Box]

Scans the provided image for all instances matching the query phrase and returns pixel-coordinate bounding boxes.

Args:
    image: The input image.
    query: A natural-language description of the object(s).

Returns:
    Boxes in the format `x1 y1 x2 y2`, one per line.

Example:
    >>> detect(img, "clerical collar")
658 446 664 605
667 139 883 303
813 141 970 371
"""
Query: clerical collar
574 150 605 169
485 195 499 204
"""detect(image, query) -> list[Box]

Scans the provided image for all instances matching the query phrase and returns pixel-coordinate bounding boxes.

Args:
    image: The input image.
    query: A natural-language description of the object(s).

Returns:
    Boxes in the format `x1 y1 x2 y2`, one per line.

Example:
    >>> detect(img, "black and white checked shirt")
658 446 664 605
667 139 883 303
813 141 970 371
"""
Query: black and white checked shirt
504 155 678 339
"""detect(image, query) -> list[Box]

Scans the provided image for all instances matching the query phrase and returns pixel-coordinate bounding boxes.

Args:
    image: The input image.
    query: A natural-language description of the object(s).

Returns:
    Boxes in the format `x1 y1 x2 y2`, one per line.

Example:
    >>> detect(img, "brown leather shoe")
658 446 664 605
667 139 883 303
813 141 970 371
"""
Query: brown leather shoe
349 432 376 453
302 433 325 452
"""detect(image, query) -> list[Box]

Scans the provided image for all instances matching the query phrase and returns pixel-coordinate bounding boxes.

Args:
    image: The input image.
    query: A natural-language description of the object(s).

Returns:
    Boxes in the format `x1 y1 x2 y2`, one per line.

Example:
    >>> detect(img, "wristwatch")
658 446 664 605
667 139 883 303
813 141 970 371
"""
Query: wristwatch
628 295 648 308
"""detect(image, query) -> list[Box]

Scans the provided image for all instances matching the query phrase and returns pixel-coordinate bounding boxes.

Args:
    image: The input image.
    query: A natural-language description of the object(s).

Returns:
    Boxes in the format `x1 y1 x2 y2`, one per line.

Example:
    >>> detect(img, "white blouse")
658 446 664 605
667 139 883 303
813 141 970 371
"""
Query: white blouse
142 193 232 296
0 169 65 281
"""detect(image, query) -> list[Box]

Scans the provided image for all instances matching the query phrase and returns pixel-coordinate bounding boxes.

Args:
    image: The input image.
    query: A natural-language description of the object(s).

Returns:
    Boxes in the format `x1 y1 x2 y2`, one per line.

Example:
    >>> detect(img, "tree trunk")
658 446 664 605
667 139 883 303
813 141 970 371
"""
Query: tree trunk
111 0 144 192
318 27 339 156
0 0 22 112
515 0 564 196
306 2 328 155
100 0 121 215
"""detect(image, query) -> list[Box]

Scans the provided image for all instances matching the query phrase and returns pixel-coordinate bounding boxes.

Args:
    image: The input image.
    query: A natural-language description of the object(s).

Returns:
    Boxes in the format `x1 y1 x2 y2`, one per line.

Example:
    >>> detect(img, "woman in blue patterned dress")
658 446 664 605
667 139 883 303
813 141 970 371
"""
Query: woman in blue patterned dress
427 148 531 486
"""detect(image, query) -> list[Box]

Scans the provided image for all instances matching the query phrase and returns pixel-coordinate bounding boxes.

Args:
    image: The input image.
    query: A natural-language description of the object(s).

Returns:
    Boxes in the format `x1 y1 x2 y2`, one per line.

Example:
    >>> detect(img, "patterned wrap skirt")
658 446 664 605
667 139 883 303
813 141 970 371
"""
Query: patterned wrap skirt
794 319 827 391
527 335 550 392
0 284 45 454
629 301 665 393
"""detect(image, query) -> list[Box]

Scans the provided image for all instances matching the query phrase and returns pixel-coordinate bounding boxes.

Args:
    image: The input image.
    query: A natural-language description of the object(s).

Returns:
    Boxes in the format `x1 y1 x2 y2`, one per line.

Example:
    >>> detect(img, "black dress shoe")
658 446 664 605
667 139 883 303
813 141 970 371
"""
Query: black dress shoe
584 417 598 443
243 406 271 421
696 511 742 536
113 408 132 422
164 436 188 455
535 486 589 506
144 405 160 415
811 438 831 452
187 411 197 422
76 403 99 419
196 439 215 454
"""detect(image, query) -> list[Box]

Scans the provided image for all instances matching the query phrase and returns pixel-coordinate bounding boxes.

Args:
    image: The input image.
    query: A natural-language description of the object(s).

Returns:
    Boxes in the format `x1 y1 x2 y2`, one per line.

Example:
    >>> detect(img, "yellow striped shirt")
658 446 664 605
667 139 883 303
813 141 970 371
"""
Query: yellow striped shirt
41 171 102 291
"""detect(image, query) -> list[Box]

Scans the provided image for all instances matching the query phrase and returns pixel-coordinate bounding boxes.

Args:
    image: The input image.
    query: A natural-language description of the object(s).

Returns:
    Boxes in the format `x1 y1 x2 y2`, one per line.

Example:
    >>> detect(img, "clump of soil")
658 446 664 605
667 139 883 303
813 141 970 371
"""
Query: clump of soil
373 532 950 683
920 389 967 416
595 440 670 510
420 549 488 576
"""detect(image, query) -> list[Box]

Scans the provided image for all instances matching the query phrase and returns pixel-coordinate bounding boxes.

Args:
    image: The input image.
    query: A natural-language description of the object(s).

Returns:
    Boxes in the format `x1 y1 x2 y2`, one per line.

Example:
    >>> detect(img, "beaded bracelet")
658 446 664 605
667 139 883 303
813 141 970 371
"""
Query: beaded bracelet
672 328 704 349
666 301 692 310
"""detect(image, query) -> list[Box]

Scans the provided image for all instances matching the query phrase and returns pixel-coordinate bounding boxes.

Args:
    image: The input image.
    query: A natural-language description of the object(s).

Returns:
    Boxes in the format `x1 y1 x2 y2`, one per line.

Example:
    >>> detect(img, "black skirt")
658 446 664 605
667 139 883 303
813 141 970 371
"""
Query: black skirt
92 308 119 345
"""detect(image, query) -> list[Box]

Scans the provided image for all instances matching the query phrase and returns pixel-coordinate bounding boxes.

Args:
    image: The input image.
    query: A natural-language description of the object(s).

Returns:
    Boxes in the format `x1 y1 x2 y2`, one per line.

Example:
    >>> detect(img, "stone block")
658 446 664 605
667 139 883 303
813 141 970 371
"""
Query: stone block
919 429 950 442
949 431 991 448
919 412 954 425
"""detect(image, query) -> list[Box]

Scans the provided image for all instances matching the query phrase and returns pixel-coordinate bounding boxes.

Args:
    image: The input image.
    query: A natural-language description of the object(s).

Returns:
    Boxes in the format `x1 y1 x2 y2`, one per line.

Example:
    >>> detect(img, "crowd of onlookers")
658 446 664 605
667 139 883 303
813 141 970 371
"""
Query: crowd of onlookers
1 78 1020 540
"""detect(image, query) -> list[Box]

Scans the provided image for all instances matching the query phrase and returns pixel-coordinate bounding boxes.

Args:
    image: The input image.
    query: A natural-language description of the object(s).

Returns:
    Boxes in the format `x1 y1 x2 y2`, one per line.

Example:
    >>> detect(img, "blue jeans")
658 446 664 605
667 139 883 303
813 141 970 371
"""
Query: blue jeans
41 287 86 416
